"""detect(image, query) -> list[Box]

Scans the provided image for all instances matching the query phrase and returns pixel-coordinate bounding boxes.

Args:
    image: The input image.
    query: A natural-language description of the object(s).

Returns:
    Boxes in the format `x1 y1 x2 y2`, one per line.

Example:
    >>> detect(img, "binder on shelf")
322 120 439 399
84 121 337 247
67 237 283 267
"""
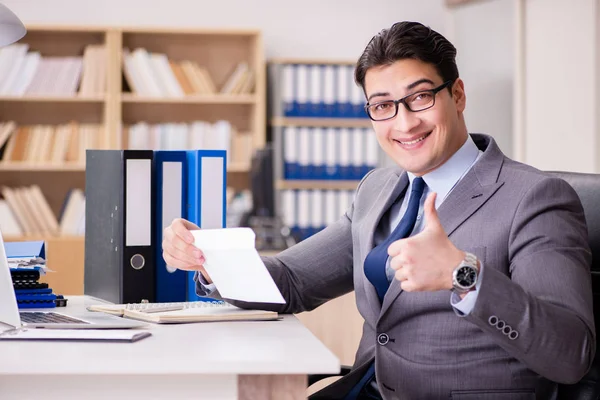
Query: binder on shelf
85 150 156 304
339 128 352 180
281 190 299 241
283 127 300 180
365 130 379 176
322 65 335 118
309 190 325 238
336 65 353 118
186 150 226 301
155 150 187 303
350 68 367 118
295 64 309 117
282 64 295 117
297 190 310 241
351 127 365 180
297 127 311 180
309 64 323 118
324 127 340 180
312 128 326 180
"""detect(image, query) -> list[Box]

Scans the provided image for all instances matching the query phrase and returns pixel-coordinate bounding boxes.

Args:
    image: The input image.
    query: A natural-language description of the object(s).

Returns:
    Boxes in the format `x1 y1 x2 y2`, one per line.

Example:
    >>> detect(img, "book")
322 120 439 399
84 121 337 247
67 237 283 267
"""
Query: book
87 301 279 324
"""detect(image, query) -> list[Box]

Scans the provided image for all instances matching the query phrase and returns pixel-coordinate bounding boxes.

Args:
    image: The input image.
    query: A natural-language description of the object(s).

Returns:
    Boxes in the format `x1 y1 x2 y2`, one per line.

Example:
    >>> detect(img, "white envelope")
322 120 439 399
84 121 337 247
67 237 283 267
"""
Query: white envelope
191 228 286 304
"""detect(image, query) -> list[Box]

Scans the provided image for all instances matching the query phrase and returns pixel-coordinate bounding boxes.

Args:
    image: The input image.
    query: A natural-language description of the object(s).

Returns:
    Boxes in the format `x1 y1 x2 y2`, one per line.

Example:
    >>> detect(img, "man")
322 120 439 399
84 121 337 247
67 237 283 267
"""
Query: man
162 21 595 399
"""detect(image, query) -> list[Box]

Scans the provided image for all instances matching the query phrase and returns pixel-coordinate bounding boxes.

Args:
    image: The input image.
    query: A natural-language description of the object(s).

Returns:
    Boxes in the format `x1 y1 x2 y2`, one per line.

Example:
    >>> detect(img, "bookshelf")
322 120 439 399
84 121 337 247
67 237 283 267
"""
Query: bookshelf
0 25 266 282
268 60 371 379
268 59 381 241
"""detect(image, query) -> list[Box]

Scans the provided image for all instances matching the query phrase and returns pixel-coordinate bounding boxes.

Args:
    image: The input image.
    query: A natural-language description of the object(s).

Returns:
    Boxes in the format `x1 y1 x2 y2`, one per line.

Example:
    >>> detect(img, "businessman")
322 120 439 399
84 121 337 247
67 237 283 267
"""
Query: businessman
162 21 595 399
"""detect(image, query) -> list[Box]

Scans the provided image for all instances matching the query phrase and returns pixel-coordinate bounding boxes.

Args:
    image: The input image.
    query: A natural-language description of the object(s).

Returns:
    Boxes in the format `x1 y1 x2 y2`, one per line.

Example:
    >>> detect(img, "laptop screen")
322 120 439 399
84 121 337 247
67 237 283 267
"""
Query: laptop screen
0 230 22 329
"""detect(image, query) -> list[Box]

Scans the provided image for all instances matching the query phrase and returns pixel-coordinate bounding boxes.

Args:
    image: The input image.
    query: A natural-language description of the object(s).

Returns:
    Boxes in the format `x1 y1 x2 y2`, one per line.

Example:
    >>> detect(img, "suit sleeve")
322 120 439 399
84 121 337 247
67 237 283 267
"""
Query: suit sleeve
465 177 595 384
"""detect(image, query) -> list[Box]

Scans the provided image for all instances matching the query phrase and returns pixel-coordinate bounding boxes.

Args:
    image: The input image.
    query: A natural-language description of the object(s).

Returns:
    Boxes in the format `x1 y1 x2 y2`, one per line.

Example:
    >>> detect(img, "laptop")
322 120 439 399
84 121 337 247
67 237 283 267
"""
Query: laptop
0 233 146 330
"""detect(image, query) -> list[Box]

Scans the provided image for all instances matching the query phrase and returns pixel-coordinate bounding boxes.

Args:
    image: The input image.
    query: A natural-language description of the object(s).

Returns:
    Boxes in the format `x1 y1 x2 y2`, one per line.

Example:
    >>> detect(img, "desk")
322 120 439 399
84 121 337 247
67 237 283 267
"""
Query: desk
0 296 340 400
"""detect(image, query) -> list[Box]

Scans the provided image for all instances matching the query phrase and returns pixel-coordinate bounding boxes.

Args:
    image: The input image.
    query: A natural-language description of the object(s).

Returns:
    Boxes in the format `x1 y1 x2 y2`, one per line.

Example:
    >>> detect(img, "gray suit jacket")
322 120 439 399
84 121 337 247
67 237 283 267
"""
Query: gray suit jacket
218 134 595 400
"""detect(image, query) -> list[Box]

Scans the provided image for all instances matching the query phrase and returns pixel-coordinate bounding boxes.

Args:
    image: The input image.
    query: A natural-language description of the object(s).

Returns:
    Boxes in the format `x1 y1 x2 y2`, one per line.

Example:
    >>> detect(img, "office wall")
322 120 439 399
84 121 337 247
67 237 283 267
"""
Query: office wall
2 0 447 59
521 0 599 172
448 0 515 157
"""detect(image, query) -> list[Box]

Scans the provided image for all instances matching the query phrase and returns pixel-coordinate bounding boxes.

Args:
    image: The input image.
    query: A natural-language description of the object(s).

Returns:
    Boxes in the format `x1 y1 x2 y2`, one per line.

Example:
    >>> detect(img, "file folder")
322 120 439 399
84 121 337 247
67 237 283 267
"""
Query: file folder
85 150 156 304
186 150 227 301
283 127 300 180
312 128 326 180
309 64 323 117
336 65 352 118
282 64 295 117
155 150 187 302
296 64 309 117
5 240 45 259
298 127 311 180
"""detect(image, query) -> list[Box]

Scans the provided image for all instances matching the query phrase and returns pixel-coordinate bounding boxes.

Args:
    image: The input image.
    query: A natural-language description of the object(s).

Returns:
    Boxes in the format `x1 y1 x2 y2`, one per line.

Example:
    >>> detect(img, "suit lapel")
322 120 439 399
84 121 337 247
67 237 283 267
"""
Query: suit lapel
360 172 408 315
379 134 506 317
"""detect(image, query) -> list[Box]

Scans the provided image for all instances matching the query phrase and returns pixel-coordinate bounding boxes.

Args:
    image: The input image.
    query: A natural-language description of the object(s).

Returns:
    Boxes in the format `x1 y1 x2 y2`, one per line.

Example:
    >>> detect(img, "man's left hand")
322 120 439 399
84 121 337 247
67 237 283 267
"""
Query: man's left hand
388 192 465 292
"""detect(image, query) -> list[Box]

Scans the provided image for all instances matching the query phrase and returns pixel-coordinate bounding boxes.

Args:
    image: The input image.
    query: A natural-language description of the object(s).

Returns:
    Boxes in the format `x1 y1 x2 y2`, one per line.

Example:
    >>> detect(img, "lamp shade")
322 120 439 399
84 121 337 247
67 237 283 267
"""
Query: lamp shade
0 3 25 47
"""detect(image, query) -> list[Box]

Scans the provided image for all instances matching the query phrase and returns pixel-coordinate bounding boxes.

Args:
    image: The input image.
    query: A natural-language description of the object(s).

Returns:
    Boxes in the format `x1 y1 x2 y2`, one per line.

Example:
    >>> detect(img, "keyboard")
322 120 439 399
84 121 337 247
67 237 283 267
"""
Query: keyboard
20 312 89 324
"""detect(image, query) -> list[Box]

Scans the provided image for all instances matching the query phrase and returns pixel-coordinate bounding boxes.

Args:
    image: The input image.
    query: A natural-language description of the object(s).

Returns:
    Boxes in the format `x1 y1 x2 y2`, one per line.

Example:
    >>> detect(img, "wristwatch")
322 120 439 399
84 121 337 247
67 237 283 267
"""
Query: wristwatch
452 252 479 294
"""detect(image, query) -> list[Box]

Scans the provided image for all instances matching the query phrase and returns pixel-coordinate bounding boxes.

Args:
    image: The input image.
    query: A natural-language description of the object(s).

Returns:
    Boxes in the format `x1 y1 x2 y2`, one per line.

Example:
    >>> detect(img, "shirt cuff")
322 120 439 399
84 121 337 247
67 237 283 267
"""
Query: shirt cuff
194 271 217 297
451 260 484 316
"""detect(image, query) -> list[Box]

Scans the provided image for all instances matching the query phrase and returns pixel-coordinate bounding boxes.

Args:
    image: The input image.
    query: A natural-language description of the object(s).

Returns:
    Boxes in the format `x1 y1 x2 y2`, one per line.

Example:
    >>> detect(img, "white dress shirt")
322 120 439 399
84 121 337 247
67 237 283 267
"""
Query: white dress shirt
383 134 482 314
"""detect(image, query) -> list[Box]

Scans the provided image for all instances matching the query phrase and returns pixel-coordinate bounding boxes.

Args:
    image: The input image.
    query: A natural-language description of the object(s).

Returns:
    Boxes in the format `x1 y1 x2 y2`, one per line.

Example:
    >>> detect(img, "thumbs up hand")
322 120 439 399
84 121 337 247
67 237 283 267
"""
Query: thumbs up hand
387 192 465 292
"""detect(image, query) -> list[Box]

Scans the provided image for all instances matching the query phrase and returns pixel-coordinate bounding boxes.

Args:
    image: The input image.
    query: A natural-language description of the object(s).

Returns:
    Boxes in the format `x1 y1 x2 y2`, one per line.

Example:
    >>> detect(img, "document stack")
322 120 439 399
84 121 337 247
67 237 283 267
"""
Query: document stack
269 60 381 242
6 241 61 309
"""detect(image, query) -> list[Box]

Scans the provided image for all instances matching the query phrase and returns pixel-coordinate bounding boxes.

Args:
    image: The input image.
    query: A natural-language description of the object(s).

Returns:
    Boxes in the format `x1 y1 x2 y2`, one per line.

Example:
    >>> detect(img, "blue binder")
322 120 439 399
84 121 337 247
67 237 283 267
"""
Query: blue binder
186 150 227 301
154 151 188 302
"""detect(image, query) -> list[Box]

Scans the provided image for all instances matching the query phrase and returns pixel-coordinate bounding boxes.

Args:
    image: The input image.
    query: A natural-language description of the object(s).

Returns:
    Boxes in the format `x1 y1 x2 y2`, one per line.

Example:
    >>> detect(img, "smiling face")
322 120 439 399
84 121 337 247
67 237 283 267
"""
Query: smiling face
364 58 468 176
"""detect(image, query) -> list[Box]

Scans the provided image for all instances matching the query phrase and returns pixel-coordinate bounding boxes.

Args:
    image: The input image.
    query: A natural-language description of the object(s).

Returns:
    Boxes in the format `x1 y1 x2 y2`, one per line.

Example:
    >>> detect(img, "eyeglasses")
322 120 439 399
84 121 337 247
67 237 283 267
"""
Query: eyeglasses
364 80 453 121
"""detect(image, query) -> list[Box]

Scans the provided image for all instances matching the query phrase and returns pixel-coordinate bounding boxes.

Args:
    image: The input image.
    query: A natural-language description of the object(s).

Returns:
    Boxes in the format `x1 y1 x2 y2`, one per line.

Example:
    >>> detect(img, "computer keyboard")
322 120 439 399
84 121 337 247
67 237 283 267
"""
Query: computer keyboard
20 312 89 324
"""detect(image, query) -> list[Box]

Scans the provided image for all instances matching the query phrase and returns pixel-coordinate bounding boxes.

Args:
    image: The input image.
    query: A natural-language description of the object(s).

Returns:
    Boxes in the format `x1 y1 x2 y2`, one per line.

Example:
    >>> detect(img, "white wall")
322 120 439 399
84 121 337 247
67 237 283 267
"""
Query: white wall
449 0 515 157
522 0 599 172
2 0 447 59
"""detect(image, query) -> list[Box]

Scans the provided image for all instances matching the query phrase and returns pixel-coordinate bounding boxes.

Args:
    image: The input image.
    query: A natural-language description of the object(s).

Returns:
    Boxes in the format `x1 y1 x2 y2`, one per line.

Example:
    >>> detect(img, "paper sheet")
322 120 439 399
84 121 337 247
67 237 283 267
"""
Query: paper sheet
191 228 286 304
0 329 151 342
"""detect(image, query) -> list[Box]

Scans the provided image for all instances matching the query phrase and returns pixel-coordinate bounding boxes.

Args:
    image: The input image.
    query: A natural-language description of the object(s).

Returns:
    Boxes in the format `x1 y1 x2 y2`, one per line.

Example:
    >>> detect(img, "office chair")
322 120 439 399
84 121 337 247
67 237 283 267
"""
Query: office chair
549 171 600 400
308 171 600 399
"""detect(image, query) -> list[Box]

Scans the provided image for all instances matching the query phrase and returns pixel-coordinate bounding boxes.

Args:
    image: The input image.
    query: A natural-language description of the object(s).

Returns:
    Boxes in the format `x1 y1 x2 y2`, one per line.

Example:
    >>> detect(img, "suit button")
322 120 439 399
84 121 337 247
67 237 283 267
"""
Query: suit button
503 325 512 335
509 330 519 340
377 333 389 346
496 320 505 330
488 316 498 326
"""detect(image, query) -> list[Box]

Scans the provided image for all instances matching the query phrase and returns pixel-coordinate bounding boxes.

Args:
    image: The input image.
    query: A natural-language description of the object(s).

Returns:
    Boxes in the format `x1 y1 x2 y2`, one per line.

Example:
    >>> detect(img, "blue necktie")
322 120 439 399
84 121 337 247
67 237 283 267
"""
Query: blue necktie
364 177 426 303
345 178 426 400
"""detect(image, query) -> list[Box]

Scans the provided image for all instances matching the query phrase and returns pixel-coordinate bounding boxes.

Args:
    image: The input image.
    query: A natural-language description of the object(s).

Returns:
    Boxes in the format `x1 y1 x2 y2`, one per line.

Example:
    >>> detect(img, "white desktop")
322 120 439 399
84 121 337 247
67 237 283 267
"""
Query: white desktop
0 296 340 400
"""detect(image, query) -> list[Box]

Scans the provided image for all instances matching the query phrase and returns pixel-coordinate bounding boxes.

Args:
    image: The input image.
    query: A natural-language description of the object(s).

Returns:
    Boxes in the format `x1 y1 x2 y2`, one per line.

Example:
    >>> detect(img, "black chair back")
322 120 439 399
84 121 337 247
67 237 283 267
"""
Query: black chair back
549 171 600 400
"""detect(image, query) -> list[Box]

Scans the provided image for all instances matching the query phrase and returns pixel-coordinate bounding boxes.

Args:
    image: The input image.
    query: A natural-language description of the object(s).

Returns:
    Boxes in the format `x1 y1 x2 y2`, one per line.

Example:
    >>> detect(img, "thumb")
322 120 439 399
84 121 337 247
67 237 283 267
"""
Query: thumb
423 192 441 231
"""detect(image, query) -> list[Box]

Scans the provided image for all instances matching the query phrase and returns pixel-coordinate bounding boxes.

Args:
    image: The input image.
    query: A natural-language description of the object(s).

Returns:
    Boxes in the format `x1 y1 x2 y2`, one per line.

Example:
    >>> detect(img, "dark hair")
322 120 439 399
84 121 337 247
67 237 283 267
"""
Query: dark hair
355 21 459 94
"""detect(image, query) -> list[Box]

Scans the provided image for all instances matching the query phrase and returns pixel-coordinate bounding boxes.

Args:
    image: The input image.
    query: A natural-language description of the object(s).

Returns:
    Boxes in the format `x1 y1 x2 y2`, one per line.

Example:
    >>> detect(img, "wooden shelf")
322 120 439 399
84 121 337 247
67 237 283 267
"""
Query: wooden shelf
0 95 106 103
0 164 85 172
121 94 257 105
0 25 267 282
276 180 359 190
271 117 371 128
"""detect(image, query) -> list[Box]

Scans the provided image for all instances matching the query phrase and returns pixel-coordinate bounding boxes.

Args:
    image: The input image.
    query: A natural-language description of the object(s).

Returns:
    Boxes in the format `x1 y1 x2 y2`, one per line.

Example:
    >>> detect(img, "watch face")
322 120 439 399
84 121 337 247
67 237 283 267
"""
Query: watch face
456 266 477 287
